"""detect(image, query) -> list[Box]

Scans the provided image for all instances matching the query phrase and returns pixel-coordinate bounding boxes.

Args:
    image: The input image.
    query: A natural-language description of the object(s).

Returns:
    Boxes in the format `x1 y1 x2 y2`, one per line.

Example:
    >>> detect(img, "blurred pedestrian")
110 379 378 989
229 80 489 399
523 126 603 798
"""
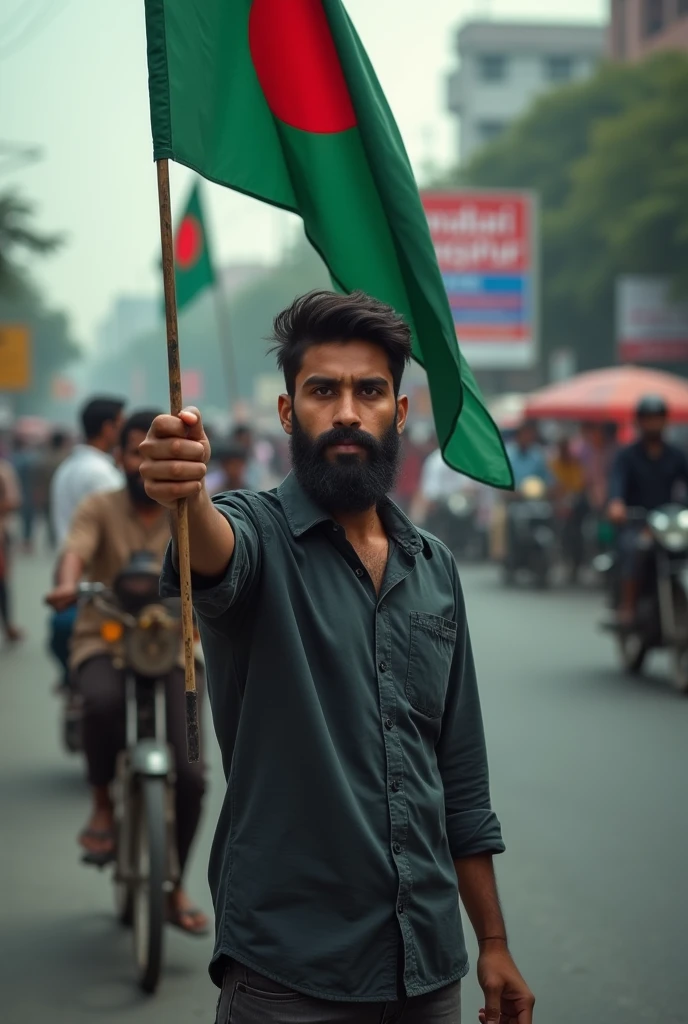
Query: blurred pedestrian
207 441 248 495
48 396 125 690
51 396 125 548
10 435 38 553
34 430 71 550
230 423 262 489
550 437 587 582
0 456 23 643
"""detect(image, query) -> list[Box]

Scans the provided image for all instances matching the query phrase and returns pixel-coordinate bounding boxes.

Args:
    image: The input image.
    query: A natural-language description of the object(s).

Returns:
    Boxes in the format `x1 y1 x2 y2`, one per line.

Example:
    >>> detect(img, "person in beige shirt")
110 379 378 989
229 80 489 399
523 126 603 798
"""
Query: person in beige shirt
0 456 23 642
47 409 208 936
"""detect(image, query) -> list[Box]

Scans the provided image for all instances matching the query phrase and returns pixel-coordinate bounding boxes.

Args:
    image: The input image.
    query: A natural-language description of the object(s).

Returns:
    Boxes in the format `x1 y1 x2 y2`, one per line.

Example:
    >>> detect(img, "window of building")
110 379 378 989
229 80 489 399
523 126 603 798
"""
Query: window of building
544 55 574 82
644 0 665 36
477 53 508 82
612 0 627 58
477 120 506 143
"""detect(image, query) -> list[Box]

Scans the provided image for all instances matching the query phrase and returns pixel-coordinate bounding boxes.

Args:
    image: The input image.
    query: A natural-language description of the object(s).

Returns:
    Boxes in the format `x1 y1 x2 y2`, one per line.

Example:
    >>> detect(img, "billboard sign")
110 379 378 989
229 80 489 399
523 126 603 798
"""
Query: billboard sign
617 276 688 363
0 324 31 391
422 190 538 369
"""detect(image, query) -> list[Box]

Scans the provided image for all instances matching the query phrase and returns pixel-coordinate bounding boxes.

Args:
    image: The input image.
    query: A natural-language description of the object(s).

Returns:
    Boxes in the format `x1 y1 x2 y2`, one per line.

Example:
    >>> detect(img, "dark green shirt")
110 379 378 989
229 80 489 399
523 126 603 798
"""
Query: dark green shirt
161 472 504 1001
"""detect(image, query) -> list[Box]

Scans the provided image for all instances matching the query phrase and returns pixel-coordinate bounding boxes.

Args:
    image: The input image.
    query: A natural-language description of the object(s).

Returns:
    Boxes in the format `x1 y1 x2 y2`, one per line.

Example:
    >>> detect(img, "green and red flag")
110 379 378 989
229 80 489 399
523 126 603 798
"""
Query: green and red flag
173 180 214 312
144 0 512 487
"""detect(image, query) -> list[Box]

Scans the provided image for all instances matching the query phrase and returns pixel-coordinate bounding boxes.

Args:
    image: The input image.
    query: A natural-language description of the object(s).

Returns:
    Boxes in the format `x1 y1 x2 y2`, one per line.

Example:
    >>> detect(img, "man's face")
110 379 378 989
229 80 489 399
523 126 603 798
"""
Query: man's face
222 456 246 488
102 411 125 454
278 340 408 514
122 428 156 507
638 413 667 444
517 425 536 450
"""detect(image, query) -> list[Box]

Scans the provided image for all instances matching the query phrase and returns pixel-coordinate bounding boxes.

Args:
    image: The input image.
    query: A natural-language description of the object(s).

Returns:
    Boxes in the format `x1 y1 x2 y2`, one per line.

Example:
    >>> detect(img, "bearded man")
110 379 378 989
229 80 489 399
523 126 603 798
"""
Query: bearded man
140 291 534 1024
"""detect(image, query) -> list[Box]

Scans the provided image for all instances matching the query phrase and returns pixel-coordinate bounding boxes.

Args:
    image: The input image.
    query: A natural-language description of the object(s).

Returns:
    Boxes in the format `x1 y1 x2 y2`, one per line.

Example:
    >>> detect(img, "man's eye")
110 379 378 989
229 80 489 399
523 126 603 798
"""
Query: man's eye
361 387 382 397
313 387 334 396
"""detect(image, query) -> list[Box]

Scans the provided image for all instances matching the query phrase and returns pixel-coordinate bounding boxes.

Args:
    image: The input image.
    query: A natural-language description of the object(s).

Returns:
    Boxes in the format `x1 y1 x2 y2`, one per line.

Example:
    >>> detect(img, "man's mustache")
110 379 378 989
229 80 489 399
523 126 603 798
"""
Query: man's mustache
312 427 379 457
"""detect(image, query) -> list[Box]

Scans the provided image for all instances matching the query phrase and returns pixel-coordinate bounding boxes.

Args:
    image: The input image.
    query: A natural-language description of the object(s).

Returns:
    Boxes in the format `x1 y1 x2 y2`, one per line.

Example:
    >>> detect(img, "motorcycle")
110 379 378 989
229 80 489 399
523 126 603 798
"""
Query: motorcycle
599 504 688 693
425 491 487 561
503 476 556 588
78 551 186 993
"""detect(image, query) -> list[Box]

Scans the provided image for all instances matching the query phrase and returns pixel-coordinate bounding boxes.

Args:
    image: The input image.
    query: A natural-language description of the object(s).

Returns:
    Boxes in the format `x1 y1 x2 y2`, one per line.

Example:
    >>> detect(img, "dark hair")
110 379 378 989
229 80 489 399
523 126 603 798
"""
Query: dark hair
216 441 248 463
80 395 126 441
271 290 412 397
50 430 68 449
120 409 161 452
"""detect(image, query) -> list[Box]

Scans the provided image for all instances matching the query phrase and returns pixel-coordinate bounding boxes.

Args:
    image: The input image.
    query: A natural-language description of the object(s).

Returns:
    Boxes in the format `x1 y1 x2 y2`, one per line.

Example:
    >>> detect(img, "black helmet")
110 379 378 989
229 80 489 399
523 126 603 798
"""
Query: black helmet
636 394 668 419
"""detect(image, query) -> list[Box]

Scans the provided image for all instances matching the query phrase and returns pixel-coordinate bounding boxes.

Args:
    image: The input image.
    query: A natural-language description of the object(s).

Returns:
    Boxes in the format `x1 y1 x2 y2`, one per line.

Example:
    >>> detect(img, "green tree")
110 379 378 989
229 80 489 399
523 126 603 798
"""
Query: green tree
0 191 63 296
441 53 688 374
0 191 78 413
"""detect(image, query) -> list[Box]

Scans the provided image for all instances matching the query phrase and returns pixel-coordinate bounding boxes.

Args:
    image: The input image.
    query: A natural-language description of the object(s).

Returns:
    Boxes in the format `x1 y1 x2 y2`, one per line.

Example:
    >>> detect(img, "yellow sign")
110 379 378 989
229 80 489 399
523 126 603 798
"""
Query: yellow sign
0 325 31 391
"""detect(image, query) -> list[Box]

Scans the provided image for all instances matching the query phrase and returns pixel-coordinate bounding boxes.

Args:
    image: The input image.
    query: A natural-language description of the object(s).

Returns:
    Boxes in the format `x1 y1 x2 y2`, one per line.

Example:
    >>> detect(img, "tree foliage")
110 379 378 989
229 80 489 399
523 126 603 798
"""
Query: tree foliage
0 191 78 414
440 53 688 373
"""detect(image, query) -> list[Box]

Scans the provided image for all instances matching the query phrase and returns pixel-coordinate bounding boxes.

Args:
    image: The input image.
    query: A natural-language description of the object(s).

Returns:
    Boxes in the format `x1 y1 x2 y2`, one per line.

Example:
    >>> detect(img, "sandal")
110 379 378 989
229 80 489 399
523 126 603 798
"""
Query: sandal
167 904 210 937
79 828 115 867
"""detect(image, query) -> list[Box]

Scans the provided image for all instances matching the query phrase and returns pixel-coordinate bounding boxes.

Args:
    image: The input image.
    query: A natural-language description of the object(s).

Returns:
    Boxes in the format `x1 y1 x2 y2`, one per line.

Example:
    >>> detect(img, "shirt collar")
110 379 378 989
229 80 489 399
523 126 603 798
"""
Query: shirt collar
276 472 424 557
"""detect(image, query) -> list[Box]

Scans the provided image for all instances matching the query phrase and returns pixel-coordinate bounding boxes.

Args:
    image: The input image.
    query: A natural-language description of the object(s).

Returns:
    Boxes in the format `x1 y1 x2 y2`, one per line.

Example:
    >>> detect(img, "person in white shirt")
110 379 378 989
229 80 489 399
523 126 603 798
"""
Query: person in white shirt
49 395 125 687
51 396 125 547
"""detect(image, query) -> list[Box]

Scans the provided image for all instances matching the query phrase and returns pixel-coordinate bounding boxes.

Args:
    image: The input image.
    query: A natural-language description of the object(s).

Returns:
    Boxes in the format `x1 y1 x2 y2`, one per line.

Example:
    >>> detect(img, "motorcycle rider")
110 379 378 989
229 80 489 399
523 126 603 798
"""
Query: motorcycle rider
46 409 208 936
49 396 126 690
608 395 688 623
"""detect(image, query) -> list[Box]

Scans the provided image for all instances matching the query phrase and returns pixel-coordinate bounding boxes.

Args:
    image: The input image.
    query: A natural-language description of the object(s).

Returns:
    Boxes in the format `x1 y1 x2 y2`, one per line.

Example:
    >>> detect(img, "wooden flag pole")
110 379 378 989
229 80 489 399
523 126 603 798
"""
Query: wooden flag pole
156 157 200 764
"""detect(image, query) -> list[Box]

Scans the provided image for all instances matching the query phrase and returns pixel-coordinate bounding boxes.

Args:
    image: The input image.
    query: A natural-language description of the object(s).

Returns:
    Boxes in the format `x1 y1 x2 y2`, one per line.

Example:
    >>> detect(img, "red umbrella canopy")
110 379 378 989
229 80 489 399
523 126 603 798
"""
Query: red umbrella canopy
525 366 688 424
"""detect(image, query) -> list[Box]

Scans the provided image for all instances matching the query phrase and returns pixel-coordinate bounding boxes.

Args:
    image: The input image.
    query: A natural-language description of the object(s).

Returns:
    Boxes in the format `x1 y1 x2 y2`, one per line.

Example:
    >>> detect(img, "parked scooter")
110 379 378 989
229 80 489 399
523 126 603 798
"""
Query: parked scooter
598 505 688 693
426 491 487 561
503 476 556 588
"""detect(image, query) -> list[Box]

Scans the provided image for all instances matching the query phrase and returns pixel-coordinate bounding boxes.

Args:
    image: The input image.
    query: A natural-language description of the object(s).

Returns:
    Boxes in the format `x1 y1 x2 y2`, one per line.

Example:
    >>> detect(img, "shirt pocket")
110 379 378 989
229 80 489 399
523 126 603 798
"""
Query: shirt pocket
404 611 458 719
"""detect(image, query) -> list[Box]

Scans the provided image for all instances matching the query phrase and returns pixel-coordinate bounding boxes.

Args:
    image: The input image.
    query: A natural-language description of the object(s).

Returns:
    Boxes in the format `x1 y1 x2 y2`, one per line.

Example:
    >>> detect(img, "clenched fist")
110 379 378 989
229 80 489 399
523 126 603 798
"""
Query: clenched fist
138 407 211 510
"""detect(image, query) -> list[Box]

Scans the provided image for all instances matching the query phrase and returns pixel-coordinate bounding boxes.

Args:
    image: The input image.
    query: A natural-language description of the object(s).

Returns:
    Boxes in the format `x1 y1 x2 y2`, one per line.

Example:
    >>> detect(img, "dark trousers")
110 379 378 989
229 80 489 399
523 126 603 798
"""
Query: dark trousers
216 962 461 1024
76 654 206 873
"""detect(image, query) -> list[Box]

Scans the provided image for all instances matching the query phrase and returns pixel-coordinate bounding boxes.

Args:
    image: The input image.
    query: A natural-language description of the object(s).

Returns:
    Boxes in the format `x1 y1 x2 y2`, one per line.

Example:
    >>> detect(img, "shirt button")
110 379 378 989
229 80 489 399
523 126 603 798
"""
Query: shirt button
355 568 364 577
379 661 387 672
384 718 394 730
390 779 401 792
393 842 402 855
331 524 339 532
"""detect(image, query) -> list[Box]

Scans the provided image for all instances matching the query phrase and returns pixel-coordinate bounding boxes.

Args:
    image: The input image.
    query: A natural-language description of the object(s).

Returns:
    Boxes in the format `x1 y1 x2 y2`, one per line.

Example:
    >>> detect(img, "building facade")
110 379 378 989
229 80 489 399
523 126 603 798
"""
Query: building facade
447 21 605 165
609 0 688 60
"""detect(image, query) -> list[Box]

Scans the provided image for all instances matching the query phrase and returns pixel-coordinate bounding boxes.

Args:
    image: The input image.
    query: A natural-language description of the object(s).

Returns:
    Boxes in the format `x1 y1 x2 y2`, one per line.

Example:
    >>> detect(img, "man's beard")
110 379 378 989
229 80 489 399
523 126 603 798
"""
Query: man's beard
641 429 664 444
125 470 158 508
290 412 401 514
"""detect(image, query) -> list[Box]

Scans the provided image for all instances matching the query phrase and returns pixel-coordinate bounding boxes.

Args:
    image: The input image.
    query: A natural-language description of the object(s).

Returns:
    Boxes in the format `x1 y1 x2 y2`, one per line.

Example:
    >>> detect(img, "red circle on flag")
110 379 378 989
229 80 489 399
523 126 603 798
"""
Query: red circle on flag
175 215 202 268
249 0 357 134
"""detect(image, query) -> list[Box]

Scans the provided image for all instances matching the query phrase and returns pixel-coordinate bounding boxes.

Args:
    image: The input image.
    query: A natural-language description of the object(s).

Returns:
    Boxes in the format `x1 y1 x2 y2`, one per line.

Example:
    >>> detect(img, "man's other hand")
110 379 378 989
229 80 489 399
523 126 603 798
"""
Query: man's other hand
477 941 534 1024
608 498 627 525
138 407 210 510
45 582 79 611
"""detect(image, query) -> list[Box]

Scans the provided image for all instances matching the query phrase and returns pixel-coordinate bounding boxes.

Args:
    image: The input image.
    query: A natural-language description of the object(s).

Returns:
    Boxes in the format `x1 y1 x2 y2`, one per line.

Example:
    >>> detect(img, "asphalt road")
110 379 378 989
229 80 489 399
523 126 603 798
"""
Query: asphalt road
2 550 687 1023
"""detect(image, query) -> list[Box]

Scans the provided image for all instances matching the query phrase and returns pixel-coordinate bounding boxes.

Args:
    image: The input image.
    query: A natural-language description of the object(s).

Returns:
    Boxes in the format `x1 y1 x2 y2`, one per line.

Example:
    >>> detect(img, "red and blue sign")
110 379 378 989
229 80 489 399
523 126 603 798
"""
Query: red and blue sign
422 190 538 369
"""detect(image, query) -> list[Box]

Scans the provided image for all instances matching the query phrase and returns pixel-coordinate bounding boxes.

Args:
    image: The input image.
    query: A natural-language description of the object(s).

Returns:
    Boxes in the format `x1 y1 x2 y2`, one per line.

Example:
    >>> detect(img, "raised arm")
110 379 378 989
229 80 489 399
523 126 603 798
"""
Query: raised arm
138 407 235 577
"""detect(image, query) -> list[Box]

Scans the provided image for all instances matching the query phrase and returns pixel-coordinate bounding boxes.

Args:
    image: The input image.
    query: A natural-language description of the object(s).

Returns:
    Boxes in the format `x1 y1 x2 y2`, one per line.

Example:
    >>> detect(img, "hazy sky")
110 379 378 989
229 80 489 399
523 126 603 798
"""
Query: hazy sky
3 0 605 344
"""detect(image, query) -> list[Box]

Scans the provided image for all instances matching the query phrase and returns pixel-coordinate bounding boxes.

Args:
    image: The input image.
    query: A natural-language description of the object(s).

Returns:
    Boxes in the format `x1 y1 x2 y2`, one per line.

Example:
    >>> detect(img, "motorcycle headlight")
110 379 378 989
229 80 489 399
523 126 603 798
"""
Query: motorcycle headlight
447 493 469 514
649 511 670 533
665 530 688 552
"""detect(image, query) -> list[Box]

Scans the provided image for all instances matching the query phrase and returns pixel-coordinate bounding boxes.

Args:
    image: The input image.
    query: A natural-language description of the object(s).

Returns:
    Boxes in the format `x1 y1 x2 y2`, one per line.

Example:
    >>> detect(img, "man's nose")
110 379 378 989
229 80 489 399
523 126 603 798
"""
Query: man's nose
332 393 361 428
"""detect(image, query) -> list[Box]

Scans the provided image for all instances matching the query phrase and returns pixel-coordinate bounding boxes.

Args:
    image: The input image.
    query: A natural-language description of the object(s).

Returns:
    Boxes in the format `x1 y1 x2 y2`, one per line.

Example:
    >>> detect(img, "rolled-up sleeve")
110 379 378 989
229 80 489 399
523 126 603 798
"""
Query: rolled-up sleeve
160 493 261 619
436 563 505 860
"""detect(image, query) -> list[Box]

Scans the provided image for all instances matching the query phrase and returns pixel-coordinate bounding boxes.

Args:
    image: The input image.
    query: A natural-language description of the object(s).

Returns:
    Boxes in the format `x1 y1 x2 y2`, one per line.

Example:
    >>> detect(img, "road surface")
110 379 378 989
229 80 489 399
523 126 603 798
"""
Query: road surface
2 551 687 1023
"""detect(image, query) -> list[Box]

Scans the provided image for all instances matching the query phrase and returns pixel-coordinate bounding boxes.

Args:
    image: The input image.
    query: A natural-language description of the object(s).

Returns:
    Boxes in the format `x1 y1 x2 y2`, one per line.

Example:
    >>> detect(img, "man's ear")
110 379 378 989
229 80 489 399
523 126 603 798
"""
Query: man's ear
396 394 409 434
278 394 293 436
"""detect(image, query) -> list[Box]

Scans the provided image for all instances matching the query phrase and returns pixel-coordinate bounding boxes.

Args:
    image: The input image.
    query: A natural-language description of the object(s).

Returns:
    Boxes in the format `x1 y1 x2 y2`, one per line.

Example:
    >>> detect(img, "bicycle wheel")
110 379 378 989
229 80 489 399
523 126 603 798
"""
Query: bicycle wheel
132 776 166 993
